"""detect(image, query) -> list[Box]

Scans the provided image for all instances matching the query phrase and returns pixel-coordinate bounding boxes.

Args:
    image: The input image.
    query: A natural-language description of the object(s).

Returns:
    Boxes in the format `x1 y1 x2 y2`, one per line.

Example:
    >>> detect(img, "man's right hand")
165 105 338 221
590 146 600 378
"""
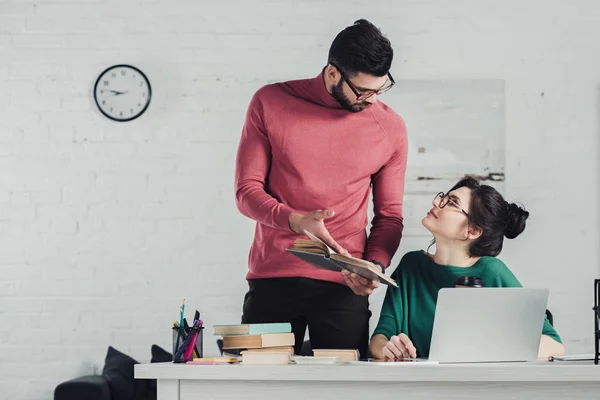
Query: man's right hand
288 210 349 256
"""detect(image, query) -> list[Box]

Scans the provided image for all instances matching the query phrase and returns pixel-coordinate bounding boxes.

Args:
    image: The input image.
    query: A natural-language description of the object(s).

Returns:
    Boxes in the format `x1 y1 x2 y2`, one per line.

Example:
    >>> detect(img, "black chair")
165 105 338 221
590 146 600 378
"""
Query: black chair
593 279 599 365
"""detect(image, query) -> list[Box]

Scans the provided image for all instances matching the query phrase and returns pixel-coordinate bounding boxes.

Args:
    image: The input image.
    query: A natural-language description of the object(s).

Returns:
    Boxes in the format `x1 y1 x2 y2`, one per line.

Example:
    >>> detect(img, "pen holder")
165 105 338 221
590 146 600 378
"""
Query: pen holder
172 325 204 363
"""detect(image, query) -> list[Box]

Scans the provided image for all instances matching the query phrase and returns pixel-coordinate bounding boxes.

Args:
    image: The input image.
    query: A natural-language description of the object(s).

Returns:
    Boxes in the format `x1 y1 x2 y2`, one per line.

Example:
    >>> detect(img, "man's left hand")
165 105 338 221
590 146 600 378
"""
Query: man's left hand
341 270 380 296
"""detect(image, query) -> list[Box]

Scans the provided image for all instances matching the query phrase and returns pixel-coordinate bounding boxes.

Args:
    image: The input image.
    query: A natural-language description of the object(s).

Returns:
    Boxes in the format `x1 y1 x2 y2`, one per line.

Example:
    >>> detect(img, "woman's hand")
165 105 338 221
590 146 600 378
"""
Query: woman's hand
382 334 417 361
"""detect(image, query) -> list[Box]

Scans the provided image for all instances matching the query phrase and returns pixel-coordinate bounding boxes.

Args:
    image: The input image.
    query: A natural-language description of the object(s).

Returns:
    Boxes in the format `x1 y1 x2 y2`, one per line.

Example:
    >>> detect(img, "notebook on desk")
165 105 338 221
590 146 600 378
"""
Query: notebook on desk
427 288 549 363
550 354 596 361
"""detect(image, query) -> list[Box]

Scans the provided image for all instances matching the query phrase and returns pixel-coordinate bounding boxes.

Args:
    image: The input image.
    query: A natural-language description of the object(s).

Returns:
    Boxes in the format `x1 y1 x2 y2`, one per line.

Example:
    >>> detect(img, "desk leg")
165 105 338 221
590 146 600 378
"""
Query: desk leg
157 379 179 400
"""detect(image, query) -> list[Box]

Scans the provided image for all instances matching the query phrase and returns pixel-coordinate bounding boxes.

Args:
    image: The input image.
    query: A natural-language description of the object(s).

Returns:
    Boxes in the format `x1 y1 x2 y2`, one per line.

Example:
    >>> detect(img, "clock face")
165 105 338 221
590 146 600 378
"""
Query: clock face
93 64 151 122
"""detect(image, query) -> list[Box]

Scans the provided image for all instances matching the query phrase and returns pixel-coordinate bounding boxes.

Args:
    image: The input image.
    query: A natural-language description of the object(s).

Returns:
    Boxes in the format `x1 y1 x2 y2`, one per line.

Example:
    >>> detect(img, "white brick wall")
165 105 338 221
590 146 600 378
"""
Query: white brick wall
1 1 599 398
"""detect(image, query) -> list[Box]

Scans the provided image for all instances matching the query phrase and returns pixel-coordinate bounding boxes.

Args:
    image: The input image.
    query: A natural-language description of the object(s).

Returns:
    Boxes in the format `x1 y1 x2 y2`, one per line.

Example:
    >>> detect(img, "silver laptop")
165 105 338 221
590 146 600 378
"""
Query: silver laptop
427 287 549 363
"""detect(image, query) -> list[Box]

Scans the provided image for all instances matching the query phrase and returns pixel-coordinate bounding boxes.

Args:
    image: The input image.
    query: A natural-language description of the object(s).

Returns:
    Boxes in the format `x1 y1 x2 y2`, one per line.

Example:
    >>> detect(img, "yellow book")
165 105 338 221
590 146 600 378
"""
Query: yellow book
312 349 360 362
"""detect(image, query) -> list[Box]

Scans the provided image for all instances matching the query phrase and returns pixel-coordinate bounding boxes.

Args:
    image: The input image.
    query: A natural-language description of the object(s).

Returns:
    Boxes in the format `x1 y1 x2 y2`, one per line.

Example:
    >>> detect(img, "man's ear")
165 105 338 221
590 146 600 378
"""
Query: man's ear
325 64 339 81
467 225 483 240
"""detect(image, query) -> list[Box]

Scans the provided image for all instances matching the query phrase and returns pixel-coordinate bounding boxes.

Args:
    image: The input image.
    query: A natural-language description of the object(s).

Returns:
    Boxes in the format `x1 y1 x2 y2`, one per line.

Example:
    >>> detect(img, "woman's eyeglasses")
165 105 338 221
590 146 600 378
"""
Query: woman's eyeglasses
434 192 469 217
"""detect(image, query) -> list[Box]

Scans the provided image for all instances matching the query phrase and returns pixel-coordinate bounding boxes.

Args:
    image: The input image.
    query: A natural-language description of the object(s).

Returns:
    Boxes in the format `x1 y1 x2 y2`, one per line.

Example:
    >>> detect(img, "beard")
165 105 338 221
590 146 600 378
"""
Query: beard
330 79 371 113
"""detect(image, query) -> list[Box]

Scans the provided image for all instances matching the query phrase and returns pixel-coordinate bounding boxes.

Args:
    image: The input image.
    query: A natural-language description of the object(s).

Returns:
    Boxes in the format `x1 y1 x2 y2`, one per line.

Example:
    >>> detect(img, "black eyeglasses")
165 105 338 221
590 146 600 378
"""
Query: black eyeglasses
331 63 395 101
434 192 469 217
594 278 599 365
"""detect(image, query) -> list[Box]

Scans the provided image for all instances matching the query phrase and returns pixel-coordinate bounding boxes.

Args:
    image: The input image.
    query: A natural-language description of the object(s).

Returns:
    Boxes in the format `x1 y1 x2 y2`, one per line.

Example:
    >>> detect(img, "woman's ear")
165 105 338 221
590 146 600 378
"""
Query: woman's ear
467 225 483 240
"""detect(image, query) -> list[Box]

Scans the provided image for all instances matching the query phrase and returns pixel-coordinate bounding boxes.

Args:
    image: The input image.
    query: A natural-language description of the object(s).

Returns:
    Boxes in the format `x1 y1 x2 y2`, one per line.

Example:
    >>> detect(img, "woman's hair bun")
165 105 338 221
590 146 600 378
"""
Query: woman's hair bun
504 203 530 239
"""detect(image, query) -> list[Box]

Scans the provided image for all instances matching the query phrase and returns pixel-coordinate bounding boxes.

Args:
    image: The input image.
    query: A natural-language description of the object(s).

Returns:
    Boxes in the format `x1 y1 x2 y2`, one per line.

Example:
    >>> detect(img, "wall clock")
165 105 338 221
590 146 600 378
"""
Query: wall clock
93 64 151 122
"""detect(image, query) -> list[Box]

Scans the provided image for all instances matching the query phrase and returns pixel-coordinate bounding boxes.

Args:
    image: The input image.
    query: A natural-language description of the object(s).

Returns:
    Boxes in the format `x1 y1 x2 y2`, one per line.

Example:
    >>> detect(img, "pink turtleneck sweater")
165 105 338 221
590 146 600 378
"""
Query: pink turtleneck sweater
234 70 408 285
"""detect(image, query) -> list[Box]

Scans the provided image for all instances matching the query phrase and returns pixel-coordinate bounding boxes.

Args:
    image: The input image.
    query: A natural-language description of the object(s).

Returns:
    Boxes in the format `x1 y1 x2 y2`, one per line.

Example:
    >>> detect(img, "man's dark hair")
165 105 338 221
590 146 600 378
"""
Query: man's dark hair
327 19 393 77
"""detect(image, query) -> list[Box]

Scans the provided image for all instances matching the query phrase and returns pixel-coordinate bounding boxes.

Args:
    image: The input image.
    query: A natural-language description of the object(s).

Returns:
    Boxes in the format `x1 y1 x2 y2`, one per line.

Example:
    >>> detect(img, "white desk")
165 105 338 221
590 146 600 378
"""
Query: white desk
135 361 600 400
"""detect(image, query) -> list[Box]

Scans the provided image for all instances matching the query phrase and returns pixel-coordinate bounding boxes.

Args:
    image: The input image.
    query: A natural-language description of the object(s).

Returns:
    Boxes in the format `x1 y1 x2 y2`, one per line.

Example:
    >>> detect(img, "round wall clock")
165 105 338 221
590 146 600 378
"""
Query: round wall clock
93 64 151 122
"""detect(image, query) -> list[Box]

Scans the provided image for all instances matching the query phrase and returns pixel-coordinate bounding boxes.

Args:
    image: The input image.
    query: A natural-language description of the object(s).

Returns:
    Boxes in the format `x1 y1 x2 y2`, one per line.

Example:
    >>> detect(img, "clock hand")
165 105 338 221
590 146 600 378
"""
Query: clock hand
106 90 129 96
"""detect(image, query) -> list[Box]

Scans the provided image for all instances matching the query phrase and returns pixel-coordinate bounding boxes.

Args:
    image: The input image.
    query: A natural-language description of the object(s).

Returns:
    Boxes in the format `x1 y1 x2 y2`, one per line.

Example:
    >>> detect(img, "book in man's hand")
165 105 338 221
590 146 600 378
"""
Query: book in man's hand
286 229 398 287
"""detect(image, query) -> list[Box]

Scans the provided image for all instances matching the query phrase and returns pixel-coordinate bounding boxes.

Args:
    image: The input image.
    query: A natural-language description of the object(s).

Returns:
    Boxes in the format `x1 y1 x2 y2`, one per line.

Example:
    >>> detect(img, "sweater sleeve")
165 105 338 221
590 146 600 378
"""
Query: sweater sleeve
371 263 403 339
234 88 295 231
364 116 408 267
486 260 563 344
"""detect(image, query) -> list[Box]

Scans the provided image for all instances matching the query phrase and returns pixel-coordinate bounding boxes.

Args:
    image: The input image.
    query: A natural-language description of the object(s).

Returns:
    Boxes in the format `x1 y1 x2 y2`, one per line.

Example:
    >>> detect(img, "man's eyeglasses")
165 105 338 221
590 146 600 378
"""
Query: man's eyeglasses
331 63 395 101
594 278 599 365
434 192 469 217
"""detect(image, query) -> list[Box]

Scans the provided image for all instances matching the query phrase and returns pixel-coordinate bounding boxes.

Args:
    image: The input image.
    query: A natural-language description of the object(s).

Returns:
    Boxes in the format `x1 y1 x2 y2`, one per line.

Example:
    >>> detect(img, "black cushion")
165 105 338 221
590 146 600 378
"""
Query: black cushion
102 346 149 400
150 344 172 363
54 375 111 400
102 346 137 400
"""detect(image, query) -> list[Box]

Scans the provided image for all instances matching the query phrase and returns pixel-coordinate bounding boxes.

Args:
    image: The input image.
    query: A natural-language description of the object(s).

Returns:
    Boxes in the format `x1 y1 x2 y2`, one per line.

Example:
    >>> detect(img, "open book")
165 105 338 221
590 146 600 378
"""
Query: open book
286 230 397 287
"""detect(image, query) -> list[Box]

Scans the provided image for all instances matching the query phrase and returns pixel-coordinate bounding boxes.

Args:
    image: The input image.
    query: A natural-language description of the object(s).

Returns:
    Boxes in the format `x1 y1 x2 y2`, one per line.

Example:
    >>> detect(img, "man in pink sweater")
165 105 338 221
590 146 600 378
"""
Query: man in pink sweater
234 19 408 357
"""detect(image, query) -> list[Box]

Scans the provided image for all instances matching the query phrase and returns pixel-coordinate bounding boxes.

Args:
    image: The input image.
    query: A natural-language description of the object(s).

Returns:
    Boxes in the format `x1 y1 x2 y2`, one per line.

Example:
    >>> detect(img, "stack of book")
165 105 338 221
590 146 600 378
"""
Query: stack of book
213 322 295 365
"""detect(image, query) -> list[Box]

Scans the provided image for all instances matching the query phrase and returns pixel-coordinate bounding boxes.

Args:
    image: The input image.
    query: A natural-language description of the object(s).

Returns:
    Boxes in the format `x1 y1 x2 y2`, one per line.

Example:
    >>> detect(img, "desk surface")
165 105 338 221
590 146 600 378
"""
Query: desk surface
135 361 600 383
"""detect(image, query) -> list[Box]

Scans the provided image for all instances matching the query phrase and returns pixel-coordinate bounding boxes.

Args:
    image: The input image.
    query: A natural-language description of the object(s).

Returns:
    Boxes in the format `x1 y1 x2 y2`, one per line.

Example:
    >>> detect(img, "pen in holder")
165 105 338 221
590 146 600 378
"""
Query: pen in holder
172 323 204 363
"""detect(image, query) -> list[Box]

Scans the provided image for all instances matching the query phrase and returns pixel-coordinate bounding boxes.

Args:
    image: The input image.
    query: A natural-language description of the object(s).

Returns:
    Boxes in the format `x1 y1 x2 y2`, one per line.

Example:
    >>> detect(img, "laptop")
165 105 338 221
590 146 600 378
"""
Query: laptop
427 287 549 363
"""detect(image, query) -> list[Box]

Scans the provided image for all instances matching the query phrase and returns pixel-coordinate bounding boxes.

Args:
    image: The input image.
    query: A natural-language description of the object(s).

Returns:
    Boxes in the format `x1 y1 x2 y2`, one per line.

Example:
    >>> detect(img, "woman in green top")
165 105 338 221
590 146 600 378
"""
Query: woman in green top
369 176 565 361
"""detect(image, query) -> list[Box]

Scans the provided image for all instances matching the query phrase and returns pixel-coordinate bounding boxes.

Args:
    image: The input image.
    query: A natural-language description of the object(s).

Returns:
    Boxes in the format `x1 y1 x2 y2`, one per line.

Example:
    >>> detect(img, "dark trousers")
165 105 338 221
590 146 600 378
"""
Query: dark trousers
241 277 371 358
